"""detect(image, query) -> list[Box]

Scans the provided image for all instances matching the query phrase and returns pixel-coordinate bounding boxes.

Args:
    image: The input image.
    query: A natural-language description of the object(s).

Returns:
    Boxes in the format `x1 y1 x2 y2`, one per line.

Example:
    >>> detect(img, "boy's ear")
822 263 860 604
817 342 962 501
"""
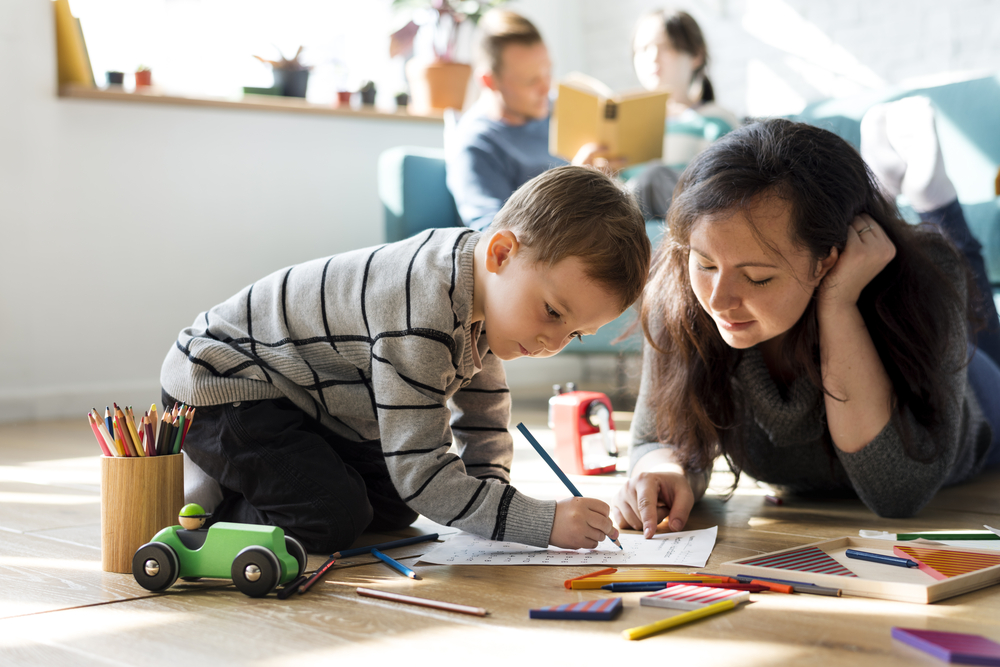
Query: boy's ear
484 230 519 274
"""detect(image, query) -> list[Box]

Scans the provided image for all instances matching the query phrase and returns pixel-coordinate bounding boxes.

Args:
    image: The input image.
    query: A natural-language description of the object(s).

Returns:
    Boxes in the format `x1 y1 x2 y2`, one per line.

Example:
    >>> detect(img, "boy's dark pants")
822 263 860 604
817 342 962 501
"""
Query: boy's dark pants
164 391 417 554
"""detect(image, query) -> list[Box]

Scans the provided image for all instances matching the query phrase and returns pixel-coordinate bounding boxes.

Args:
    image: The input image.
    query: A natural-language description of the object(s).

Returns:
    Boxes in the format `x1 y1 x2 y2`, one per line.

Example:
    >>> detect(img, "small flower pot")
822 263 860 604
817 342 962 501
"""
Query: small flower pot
134 70 152 87
395 92 409 109
106 71 124 86
273 69 309 98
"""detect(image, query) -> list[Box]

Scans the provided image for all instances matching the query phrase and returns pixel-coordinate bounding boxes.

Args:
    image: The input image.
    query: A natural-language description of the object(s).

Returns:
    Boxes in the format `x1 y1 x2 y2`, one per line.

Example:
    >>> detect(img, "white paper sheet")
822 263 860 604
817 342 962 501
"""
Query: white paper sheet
418 526 718 567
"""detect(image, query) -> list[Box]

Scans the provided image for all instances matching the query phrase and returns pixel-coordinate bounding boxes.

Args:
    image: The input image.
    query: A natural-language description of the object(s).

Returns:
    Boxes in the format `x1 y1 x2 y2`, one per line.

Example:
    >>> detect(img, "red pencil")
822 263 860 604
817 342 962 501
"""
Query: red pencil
564 568 618 589
87 413 113 456
180 407 195 449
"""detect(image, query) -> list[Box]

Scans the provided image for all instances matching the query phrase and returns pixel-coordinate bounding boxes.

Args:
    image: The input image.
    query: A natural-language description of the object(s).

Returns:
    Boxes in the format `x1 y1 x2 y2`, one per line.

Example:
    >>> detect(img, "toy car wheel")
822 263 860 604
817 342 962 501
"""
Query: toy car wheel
231 546 281 597
285 535 307 577
132 542 180 592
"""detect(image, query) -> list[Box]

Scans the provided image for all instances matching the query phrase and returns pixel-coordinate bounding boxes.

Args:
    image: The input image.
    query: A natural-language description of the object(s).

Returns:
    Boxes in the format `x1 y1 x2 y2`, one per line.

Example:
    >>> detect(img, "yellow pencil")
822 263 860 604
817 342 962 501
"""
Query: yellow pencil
125 406 145 457
621 599 736 641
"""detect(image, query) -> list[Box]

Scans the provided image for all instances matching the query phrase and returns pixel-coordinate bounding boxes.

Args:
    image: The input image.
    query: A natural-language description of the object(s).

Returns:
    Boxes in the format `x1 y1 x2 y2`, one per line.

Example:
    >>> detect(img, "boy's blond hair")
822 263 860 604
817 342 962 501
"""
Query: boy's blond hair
489 165 651 312
476 10 543 76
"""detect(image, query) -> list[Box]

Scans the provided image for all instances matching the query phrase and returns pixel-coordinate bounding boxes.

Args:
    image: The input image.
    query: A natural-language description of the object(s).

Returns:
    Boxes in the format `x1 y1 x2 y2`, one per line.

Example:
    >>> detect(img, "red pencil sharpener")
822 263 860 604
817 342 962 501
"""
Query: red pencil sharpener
550 390 618 475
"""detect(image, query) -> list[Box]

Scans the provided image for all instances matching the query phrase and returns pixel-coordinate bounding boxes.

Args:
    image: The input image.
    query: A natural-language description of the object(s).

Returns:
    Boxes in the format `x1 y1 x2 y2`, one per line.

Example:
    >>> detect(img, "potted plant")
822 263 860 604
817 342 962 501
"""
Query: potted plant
254 46 311 98
134 65 152 88
390 0 507 113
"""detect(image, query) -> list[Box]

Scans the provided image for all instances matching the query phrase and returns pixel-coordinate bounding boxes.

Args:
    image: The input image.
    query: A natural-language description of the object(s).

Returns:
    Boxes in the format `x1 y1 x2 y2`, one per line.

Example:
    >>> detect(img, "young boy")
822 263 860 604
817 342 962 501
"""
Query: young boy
161 165 651 553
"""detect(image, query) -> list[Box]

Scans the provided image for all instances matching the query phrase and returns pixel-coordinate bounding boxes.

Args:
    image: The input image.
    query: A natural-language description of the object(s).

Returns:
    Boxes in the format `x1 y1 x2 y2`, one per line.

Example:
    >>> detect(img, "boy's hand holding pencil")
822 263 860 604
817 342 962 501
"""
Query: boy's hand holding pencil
550 496 621 550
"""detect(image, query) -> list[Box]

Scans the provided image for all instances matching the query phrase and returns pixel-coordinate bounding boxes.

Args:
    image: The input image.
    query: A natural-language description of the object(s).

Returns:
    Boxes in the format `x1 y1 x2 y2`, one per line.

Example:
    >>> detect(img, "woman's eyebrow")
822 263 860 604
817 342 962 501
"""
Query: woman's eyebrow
691 247 778 269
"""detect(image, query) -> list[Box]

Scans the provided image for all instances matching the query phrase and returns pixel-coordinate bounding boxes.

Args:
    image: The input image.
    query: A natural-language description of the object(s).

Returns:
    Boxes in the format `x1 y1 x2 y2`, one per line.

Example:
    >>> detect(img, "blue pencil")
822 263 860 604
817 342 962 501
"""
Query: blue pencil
845 548 918 568
515 423 623 550
372 548 421 579
602 582 671 592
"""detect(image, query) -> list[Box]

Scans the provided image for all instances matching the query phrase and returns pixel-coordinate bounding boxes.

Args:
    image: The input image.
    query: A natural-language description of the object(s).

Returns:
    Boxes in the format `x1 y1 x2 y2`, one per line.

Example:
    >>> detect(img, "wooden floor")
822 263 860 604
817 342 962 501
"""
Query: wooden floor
3 402 1000 666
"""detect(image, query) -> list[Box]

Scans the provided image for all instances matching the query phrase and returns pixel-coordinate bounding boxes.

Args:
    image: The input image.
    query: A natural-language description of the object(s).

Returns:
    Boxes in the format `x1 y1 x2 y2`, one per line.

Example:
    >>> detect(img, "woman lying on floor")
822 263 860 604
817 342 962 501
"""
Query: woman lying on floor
613 110 1000 538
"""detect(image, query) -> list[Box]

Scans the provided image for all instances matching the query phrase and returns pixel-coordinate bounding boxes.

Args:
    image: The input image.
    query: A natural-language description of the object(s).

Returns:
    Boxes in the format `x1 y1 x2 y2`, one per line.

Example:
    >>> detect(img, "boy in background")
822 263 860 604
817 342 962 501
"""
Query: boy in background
161 165 650 553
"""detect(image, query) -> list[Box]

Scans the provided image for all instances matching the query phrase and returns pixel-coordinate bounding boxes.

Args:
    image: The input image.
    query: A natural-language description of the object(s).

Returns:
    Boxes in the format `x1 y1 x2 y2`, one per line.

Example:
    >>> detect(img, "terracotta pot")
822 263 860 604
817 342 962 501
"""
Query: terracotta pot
134 69 152 87
405 59 471 113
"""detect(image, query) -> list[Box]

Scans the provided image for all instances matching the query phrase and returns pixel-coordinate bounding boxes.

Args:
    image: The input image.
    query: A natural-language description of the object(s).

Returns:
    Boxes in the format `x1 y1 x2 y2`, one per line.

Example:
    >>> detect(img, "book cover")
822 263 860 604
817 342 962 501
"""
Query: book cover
550 72 668 166
53 0 94 88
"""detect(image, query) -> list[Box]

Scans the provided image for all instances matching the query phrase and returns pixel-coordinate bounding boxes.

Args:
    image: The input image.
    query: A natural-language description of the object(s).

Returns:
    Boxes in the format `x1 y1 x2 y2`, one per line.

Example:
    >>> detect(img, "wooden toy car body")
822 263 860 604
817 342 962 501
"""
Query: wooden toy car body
132 522 306 597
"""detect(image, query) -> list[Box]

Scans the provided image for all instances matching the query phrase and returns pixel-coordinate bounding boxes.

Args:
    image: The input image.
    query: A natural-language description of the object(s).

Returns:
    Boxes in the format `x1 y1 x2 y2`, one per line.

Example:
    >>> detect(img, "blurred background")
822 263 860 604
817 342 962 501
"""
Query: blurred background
2 0 999 423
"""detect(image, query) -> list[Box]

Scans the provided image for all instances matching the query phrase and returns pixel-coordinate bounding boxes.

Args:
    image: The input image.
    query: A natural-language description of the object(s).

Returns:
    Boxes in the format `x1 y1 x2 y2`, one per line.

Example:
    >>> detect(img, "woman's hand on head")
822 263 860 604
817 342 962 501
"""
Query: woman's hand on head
612 469 694 539
818 214 897 311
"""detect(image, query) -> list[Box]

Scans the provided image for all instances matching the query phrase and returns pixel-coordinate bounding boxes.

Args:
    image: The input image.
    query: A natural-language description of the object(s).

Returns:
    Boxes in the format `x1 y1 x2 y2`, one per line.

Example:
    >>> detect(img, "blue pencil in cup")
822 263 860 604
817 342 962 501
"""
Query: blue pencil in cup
372 548 421 580
515 422 623 550
845 548 919 568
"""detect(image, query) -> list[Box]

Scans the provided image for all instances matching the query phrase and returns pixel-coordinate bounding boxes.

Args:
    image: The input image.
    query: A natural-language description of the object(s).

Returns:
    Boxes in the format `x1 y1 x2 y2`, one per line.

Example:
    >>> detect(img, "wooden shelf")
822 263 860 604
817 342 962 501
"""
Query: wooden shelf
58 84 445 124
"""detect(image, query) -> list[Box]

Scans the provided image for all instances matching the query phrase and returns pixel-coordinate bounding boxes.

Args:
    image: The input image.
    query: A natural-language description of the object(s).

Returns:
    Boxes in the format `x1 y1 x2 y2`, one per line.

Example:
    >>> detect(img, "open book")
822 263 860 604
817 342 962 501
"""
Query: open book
550 73 668 166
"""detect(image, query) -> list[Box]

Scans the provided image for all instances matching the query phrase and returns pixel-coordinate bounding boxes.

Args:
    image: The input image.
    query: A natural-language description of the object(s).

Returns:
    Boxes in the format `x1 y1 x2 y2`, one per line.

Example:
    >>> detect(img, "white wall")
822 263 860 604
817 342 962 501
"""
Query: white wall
5 0 1000 422
0 0 448 421
574 0 1000 118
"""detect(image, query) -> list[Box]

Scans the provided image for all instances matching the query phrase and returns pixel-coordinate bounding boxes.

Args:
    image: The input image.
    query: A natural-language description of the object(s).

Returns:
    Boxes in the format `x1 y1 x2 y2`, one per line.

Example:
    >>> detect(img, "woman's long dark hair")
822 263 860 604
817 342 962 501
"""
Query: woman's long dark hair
641 118 973 479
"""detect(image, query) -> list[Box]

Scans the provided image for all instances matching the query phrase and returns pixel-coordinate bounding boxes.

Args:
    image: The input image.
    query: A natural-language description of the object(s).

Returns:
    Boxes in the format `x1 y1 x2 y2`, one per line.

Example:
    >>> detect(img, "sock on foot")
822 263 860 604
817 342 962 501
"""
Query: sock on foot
884 96 957 212
860 103 906 199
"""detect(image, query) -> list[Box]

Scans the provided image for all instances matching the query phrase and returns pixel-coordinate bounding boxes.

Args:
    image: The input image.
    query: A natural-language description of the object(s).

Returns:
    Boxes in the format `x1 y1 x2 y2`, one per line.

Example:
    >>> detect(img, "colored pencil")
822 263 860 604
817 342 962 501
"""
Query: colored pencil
665 582 770 593
88 413 113 456
180 406 195 449
104 406 113 437
124 406 145 457
148 404 158 438
114 413 135 456
846 548 918 568
276 574 308 599
298 556 338 595
516 422 623 550
172 409 186 455
564 568 617 589
622 599 737 640
371 548 421 580
747 580 794 594
734 575 841 597
331 533 440 559
93 413 121 456
156 410 170 456
764 494 784 505
356 587 488 617
143 416 156 457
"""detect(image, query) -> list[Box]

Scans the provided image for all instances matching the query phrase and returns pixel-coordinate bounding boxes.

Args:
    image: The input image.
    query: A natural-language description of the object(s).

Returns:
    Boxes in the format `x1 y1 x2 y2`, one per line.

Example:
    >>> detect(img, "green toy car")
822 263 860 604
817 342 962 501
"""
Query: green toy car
132 521 307 598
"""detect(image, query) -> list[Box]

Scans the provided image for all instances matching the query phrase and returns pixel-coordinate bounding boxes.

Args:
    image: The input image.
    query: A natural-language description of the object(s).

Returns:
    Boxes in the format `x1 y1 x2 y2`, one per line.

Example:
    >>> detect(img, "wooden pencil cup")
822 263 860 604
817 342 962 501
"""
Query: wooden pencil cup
101 454 184 573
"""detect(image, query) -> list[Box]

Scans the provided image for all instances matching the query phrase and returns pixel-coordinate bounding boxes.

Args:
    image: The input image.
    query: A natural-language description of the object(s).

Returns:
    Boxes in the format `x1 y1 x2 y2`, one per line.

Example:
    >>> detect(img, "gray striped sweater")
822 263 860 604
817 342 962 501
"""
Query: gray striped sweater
161 228 556 547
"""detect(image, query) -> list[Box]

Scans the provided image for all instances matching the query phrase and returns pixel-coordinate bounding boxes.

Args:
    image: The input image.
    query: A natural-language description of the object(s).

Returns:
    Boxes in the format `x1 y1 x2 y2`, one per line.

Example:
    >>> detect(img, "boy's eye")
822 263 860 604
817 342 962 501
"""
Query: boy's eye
570 332 583 342
545 304 560 319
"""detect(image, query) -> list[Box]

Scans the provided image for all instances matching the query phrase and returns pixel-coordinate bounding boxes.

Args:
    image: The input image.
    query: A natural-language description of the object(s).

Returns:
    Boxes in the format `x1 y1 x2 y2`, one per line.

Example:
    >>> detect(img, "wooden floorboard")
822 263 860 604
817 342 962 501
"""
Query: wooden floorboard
2 413 1000 665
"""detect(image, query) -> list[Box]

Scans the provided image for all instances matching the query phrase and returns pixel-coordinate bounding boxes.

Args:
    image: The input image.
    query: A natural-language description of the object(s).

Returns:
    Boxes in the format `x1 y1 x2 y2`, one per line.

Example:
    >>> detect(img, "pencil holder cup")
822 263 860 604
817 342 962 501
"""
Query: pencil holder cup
100 454 184 573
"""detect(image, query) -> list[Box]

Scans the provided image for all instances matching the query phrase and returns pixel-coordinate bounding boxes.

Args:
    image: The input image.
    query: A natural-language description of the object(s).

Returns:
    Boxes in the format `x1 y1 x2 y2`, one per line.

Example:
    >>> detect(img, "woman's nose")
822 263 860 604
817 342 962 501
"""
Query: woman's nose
709 276 740 312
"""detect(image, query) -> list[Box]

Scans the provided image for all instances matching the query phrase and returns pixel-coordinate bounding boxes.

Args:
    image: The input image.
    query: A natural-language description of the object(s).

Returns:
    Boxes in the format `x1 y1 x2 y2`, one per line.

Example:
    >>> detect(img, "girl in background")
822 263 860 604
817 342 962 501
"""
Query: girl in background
632 9 739 172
